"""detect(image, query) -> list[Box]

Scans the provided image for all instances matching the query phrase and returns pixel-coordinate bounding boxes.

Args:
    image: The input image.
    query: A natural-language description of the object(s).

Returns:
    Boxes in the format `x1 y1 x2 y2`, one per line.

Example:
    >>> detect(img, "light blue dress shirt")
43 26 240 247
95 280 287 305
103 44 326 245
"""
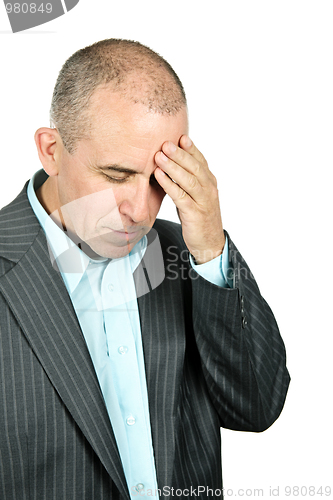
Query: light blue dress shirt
27 170 231 497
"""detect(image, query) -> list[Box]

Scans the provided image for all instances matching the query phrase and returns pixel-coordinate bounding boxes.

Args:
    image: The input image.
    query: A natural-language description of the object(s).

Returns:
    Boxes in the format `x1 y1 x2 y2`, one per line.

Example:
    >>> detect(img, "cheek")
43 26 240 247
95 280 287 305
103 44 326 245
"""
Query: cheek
83 187 120 223
61 185 120 236
58 171 90 208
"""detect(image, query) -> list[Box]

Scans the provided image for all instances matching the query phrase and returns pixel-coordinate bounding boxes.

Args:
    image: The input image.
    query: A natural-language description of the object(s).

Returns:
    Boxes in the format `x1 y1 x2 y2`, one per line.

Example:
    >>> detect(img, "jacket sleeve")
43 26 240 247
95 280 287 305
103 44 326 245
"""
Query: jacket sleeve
189 232 290 432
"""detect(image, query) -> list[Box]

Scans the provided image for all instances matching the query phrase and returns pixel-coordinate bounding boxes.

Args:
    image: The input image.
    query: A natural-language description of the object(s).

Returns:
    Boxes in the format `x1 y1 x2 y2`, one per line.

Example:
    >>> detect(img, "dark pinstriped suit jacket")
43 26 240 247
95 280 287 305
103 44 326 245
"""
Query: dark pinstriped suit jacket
0 182 290 499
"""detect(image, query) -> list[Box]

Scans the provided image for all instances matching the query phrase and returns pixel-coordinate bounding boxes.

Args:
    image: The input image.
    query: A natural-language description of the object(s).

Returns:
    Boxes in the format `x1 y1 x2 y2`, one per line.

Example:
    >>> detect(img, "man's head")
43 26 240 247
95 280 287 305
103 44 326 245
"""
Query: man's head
35 39 188 259
49 38 187 155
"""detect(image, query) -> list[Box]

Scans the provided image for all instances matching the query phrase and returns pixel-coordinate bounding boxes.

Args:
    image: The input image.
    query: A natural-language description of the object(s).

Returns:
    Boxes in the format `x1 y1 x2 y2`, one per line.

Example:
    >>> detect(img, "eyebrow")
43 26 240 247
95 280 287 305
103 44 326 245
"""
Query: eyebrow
97 164 140 175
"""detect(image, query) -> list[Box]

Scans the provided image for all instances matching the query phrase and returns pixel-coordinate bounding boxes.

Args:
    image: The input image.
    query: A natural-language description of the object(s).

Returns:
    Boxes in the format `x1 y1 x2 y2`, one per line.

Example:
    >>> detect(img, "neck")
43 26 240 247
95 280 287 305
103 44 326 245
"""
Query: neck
36 176 106 261
36 176 67 230
36 176 56 215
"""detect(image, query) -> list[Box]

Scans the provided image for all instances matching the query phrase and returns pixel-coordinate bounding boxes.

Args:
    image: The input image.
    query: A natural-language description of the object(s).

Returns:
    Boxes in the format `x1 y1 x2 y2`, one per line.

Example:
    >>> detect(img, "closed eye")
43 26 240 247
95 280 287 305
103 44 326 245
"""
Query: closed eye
103 174 130 184
103 172 159 185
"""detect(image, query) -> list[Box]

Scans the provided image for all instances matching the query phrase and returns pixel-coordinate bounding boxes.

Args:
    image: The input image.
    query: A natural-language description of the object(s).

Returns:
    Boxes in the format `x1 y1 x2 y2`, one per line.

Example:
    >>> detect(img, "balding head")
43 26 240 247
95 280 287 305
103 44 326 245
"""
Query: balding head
50 38 187 154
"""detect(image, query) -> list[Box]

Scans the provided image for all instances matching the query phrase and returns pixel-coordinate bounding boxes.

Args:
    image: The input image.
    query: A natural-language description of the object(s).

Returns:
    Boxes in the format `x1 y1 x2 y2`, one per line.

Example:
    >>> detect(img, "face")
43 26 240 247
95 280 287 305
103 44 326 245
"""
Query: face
51 88 189 259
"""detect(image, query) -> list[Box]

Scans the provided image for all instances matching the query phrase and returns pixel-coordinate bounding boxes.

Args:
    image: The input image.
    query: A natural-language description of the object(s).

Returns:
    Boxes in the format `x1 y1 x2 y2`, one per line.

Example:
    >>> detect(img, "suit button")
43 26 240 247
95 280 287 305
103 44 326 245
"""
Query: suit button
126 416 136 426
242 317 248 329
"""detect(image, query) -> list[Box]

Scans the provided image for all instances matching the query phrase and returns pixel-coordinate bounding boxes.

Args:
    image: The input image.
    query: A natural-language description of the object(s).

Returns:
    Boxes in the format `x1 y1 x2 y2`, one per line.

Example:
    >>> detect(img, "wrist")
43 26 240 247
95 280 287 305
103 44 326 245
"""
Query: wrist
191 246 224 265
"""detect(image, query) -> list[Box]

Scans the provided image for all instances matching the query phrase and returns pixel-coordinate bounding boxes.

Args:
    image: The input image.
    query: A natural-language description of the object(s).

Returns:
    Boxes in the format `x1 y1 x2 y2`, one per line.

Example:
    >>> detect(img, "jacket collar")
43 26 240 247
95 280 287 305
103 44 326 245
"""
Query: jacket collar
0 180 183 493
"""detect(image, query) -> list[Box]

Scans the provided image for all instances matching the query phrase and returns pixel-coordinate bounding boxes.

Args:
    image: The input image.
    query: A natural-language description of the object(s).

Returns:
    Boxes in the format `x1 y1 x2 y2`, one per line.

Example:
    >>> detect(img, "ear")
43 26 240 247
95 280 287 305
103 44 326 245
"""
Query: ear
34 127 63 176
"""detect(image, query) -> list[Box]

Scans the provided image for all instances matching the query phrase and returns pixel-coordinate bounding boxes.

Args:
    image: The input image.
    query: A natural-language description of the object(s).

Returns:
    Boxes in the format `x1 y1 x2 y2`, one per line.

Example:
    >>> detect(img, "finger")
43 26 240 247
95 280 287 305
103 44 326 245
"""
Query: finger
154 166 194 212
160 142 209 186
155 151 203 200
179 135 208 167
176 137 218 189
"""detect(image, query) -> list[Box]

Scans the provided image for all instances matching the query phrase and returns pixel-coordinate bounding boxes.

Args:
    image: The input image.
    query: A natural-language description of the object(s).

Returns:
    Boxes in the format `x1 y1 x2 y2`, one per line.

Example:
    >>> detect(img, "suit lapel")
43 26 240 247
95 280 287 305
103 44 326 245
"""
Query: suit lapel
0 192 129 499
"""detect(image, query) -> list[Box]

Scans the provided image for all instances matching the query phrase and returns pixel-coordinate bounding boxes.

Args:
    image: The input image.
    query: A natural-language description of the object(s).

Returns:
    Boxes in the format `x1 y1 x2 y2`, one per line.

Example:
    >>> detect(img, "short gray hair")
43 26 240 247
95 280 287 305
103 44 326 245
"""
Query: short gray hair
50 38 187 154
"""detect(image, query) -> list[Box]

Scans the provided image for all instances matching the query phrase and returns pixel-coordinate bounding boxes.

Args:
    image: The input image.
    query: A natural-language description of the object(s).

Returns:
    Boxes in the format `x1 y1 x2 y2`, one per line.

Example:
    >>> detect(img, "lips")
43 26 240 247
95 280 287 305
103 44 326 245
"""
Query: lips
113 230 139 234
111 229 141 241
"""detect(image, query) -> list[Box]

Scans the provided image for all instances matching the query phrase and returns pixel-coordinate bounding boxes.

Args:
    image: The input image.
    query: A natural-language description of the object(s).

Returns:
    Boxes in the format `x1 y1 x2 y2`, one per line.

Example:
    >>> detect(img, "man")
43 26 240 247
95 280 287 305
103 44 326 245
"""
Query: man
0 39 290 499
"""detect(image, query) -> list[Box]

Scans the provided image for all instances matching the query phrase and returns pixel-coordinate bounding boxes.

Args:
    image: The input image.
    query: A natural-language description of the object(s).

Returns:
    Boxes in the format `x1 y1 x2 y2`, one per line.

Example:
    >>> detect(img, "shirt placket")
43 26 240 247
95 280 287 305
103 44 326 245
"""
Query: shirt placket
102 257 158 498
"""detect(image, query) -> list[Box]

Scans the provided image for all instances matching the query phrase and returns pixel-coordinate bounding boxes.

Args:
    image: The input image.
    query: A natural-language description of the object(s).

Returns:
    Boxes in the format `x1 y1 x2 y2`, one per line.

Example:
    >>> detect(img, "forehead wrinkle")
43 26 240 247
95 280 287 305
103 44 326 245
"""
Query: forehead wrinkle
76 93 188 176
88 132 163 172
93 146 156 171
88 119 162 156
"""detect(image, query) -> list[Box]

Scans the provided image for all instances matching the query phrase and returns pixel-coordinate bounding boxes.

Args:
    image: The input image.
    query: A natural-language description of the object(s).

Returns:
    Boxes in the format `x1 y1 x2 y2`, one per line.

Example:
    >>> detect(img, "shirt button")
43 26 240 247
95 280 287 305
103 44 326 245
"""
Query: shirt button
118 346 128 355
136 483 144 492
126 416 136 426
108 284 114 292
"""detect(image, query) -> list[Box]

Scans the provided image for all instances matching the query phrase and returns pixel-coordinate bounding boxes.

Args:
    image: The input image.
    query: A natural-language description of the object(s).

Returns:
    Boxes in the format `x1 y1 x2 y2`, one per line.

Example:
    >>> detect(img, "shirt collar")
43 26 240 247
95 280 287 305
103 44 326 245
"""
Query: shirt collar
27 169 147 294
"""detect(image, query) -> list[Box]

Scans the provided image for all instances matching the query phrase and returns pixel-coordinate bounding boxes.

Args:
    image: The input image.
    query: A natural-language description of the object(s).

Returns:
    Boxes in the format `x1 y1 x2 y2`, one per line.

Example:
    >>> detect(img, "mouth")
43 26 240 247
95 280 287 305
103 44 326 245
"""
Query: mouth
111 229 141 241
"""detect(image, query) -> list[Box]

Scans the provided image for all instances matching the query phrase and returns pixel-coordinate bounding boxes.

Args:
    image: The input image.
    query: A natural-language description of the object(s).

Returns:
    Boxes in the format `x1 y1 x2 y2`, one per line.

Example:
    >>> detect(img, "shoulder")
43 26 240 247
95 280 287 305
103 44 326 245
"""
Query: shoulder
0 182 29 217
0 181 41 264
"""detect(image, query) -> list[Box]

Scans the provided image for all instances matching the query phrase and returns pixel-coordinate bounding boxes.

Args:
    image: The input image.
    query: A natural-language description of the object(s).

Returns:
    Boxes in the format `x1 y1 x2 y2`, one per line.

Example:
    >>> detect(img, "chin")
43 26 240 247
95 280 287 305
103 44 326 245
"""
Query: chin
87 239 137 260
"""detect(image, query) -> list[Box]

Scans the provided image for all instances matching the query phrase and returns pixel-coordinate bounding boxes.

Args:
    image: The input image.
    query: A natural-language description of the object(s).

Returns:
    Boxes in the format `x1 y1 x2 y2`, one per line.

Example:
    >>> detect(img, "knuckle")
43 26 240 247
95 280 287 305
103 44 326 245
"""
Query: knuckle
211 186 219 199
177 147 186 162
211 174 218 187
189 175 198 190
199 152 208 166
193 162 201 177
179 188 187 200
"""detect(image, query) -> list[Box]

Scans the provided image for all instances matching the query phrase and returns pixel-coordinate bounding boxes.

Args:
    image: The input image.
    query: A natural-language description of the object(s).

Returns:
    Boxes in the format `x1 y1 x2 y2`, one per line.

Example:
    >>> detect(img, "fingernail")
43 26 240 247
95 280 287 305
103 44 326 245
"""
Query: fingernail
160 151 168 161
168 142 177 153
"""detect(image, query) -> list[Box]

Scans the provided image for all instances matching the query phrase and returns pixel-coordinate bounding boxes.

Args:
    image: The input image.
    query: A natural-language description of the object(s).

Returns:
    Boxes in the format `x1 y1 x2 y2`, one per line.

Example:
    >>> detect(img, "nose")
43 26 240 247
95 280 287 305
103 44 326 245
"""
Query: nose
118 179 150 224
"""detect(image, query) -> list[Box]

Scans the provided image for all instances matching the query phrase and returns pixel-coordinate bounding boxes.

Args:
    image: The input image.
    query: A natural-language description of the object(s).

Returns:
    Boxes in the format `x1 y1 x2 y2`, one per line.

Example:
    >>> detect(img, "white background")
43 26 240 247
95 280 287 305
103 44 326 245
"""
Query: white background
0 1 332 498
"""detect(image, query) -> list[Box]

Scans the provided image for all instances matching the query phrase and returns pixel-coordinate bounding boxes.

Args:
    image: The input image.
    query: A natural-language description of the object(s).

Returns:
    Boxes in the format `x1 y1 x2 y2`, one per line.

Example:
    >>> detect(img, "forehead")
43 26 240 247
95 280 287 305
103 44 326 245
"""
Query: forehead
83 87 189 170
